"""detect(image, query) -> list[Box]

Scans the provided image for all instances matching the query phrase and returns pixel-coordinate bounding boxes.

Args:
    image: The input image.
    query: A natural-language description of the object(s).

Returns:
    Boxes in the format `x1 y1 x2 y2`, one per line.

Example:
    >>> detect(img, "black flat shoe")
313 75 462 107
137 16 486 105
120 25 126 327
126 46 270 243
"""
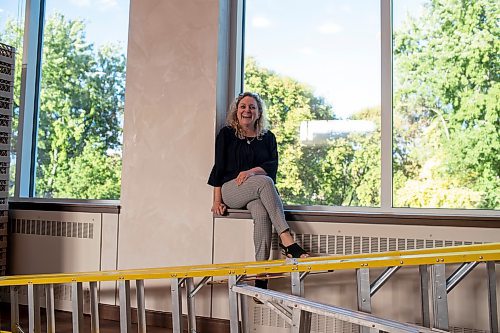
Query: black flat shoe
280 243 309 258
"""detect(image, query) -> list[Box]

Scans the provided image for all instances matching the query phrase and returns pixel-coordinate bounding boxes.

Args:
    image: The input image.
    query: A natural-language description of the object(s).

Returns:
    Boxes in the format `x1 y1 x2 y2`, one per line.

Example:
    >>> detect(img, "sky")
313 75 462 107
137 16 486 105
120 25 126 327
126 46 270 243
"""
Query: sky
1 0 425 119
0 0 130 50
245 0 426 119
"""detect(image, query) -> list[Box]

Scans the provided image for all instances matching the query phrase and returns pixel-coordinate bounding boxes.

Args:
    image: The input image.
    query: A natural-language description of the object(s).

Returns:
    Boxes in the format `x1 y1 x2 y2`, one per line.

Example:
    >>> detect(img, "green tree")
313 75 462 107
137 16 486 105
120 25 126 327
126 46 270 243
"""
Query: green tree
1 13 125 199
393 0 499 208
245 58 328 203
245 59 380 206
54 139 121 199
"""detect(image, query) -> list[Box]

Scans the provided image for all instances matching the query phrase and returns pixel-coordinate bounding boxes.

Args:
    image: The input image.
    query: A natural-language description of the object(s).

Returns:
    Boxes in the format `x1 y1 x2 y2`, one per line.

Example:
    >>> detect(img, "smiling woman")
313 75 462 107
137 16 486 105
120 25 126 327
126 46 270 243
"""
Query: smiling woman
208 92 308 289
227 92 267 141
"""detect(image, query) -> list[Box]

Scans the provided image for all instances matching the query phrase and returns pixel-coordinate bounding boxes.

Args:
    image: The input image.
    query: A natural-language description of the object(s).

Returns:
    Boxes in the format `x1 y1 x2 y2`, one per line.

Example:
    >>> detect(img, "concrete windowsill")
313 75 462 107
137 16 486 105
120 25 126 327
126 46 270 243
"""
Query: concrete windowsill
220 208 500 228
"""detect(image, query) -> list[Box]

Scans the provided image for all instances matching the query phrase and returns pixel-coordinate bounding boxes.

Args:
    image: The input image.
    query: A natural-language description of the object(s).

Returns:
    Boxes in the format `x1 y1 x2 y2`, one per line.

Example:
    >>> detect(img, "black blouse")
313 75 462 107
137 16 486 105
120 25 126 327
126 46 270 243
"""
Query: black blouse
208 126 278 187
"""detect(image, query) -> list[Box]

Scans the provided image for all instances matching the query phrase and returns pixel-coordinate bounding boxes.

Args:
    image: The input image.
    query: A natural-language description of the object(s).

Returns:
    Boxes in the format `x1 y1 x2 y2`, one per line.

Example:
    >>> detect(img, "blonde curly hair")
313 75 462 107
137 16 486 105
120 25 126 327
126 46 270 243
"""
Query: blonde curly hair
226 92 268 139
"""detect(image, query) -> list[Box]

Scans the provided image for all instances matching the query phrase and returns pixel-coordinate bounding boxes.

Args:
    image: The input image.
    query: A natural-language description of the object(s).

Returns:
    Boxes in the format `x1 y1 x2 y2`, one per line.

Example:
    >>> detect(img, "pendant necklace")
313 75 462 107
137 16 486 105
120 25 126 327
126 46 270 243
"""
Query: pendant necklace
246 136 256 144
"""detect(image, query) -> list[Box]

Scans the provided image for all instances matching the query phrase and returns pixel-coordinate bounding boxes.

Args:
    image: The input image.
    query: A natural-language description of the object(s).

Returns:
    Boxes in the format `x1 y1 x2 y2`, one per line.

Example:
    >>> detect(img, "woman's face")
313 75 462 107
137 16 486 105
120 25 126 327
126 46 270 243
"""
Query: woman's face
237 96 260 129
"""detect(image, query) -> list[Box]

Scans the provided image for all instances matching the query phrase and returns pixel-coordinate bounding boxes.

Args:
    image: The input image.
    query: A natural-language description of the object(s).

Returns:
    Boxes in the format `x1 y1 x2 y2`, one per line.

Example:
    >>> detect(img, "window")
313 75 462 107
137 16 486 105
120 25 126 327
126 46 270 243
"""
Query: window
393 0 499 209
13 0 130 199
244 0 381 207
243 0 499 211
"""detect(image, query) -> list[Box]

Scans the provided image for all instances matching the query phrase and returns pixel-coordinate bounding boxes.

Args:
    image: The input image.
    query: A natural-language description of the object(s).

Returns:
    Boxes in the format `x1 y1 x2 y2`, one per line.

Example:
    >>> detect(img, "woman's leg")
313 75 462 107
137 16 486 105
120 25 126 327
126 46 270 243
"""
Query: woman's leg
246 199 272 262
222 175 308 258
222 175 290 235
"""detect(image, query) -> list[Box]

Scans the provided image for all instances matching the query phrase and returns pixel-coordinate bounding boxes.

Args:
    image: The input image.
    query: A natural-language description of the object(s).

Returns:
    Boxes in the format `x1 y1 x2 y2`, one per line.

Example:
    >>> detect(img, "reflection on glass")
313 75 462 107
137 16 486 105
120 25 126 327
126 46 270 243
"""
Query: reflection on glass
393 0 499 209
35 0 129 199
244 0 381 207
0 0 26 196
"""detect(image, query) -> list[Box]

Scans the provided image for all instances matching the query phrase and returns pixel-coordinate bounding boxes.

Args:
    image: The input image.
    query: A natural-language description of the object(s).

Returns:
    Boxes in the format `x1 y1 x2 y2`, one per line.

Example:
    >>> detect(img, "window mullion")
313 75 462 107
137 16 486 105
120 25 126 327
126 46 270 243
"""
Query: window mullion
216 0 245 133
380 0 393 209
14 0 45 198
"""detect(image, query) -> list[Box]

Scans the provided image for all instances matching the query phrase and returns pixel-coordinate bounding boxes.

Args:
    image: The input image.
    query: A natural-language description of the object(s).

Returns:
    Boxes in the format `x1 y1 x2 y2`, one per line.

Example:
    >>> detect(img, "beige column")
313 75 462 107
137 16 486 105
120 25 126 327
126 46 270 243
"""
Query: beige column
119 0 219 313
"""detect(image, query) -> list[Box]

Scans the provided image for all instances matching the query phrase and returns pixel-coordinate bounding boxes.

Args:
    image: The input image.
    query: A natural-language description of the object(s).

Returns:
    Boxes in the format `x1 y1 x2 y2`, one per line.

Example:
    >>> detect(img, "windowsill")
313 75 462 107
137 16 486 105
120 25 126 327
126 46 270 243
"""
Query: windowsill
8 198 120 214
222 208 500 228
7 199 498 227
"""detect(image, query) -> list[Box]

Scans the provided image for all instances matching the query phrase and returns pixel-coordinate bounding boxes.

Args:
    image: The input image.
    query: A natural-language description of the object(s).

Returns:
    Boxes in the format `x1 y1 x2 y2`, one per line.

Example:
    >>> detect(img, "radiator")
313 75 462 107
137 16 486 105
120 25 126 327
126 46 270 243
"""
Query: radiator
213 218 500 332
6 210 119 311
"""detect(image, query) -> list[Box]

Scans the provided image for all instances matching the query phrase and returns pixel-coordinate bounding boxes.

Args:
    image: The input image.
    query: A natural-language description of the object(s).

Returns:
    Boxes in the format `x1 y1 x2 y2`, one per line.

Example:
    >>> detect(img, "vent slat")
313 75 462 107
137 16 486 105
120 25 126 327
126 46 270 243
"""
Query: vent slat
11 218 94 239
320 235 327 254
328 235 335 255
336 235 343 255
252 307 359 332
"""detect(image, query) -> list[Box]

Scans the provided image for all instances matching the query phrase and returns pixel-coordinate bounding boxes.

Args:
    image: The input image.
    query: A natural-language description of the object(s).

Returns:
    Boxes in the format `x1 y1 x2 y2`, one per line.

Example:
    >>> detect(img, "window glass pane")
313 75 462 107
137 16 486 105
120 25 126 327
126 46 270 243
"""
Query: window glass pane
36 0 129 199
244 0 381 207
0 0 26 196
393 0 499 209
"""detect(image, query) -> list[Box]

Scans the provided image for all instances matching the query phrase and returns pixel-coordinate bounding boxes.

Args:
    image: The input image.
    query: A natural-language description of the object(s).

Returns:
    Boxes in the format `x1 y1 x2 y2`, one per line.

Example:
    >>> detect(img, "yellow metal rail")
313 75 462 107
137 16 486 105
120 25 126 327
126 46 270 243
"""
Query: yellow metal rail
0 242 498 285
2 243 498 333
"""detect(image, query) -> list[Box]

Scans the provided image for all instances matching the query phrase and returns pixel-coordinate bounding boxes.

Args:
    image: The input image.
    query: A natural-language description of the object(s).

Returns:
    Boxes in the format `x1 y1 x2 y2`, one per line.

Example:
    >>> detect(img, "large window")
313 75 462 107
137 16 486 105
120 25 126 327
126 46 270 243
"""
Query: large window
7 0 130 200
393 0 499 209
34 0 129 199
243 0 499 211
244 0 381 207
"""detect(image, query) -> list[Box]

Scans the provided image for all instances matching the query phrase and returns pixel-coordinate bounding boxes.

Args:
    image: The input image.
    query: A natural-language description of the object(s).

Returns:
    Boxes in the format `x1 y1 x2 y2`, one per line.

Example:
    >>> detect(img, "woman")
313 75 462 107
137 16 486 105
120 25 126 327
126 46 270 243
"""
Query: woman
208 92 308 289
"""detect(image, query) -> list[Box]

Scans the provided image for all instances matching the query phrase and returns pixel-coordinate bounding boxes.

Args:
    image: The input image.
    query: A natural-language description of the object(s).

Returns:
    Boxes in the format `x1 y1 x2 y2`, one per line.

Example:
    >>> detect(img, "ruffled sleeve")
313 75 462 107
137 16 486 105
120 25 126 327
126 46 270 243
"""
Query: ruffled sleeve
260 131 278 182
207 128 227 187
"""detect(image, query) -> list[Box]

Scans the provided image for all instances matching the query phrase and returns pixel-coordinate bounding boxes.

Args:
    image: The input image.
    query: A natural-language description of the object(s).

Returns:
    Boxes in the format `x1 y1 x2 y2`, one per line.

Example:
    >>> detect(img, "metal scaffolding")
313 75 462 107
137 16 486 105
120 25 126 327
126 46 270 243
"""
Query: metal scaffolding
1 243 498 333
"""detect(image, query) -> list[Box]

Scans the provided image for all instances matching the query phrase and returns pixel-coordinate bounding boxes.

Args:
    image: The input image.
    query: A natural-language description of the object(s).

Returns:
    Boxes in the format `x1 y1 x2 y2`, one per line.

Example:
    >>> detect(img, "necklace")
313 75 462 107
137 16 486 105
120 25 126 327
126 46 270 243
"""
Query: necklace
246 136 256 144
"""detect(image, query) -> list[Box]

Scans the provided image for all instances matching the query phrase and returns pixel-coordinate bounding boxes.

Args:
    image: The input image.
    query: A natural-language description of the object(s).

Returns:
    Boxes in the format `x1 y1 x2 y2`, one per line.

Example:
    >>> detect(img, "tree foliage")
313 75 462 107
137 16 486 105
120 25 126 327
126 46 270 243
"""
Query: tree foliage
393 0 499 208
1 13 125 199
2 1 497 209
245 58 380 206
245 0 498 210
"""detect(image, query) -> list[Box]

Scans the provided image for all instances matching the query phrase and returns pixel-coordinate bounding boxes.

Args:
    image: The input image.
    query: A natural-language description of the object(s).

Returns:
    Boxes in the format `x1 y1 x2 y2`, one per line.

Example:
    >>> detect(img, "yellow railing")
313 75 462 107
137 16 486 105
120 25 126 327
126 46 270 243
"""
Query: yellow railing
1 243 497 285
1 243 498 333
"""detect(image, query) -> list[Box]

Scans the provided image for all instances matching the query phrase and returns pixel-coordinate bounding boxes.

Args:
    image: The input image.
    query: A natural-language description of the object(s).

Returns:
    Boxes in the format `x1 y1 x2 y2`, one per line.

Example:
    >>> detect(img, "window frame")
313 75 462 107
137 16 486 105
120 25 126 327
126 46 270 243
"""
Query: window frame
15 0 45 198
13 0 125 202
236 0 500 217
12 0 500 217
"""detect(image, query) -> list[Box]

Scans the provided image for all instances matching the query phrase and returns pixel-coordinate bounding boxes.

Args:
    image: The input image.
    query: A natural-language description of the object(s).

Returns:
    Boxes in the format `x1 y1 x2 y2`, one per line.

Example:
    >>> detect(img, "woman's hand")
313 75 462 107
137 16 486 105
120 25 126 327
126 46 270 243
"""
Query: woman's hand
211 201 227 215
236 170 255 185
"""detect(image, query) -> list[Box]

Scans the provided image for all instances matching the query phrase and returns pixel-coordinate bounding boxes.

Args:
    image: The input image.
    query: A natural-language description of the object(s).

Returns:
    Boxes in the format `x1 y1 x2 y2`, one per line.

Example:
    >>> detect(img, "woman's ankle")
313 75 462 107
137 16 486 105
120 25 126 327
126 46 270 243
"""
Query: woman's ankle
255 279 268 289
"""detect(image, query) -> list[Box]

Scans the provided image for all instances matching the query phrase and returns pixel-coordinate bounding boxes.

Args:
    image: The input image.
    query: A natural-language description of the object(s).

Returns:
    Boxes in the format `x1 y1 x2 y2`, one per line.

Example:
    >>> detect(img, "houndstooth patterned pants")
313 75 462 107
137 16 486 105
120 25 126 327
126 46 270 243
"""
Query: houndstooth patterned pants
222 175 290 261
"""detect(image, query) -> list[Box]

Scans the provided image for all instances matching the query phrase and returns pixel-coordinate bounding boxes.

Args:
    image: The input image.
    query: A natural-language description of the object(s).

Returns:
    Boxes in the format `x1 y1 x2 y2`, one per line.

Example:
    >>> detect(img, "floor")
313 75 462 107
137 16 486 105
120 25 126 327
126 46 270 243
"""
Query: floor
0 304 172 333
